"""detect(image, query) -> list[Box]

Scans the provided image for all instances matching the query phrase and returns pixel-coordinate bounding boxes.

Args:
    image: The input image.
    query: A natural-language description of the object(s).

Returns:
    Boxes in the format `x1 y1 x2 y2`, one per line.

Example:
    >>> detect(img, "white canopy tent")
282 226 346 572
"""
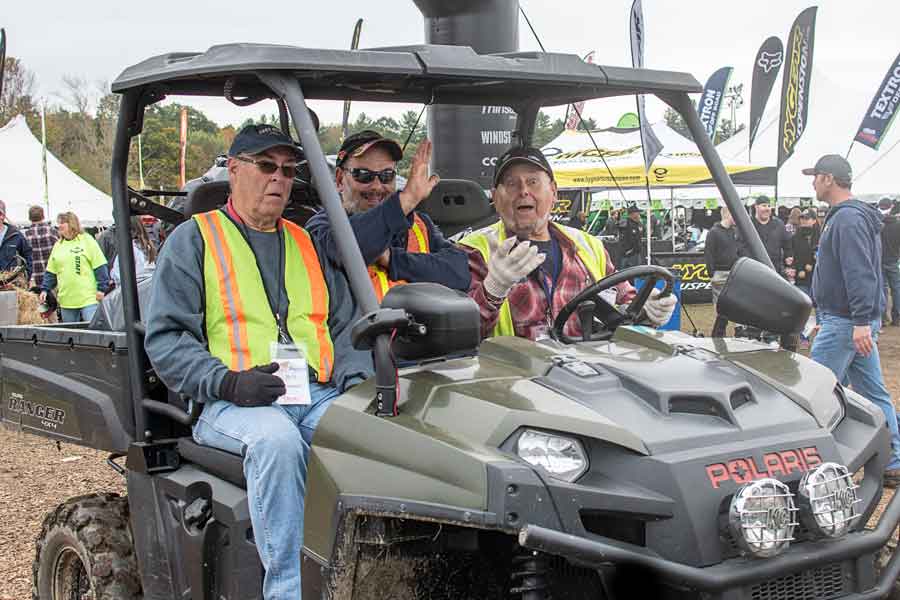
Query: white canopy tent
0 115 113 226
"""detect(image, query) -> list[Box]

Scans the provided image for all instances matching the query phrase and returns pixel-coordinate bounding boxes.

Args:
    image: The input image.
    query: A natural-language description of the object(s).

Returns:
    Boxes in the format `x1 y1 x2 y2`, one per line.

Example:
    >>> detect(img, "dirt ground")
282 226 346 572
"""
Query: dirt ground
0 304 898 600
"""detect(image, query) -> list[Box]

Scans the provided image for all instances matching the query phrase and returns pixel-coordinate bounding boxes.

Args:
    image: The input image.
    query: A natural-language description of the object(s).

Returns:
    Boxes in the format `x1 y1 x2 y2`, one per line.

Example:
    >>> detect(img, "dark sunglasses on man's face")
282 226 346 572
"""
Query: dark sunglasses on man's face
348 167 397 185
234 155 299 178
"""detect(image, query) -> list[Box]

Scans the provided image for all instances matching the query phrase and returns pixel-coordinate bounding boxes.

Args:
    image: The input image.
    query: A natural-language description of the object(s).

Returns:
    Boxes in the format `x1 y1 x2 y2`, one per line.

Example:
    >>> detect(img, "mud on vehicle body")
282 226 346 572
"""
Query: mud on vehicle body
2 42 900 600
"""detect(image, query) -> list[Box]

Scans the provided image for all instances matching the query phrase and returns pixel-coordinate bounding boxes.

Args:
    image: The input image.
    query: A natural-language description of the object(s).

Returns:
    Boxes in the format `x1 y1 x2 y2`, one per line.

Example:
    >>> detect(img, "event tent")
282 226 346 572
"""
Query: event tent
0 115 113 226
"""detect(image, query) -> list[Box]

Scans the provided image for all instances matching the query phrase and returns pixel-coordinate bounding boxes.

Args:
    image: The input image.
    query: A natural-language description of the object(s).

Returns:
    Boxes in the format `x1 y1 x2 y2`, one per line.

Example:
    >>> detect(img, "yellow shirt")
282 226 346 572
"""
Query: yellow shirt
46 233 107 309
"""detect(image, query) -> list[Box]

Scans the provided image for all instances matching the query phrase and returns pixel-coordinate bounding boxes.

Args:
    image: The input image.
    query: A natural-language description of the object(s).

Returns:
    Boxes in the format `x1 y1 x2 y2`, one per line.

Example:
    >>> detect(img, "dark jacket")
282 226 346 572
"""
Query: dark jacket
0 224 33 279
704 222 739 275
305 193 470 291
791 226 819 285
882 214 900 266
811 199 885 325
618 217 645 257
750 216 792 272
97 225 119 266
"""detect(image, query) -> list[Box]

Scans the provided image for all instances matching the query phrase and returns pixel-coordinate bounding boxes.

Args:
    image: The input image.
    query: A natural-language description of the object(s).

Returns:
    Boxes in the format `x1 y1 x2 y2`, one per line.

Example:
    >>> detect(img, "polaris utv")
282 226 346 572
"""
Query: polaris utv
4 43 900 600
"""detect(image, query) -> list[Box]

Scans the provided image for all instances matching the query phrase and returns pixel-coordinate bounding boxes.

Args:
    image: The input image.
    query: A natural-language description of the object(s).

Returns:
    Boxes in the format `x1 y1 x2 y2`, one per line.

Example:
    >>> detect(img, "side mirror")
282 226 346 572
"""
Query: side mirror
381 283 481 361
718 257 812 335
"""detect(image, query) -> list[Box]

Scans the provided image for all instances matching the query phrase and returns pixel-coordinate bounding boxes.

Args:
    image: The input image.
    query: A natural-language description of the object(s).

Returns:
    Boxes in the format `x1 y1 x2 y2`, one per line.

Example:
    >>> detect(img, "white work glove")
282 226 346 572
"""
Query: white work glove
483 234 546 299
642 288 678 327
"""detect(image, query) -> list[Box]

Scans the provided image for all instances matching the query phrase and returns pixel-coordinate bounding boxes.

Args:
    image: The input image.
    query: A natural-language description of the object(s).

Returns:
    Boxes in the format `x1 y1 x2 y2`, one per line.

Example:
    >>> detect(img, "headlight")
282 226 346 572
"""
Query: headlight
516 429 588 482
729 478 797 558
797 462 860 538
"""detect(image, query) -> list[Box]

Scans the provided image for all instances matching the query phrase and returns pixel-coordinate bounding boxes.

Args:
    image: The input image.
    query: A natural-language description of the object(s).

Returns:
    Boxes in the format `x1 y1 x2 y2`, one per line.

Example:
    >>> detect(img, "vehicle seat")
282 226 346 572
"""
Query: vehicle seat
182 180 319 226
178 437 246 488
418 179 497 239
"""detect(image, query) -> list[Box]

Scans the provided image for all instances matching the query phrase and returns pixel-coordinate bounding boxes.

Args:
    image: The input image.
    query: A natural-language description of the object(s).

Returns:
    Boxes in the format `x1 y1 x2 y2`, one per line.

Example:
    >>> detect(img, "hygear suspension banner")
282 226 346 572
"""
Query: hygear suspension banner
853 51 900 149
629 0 663 173
749 36 784 152
698 67 733 140
777 6 817 169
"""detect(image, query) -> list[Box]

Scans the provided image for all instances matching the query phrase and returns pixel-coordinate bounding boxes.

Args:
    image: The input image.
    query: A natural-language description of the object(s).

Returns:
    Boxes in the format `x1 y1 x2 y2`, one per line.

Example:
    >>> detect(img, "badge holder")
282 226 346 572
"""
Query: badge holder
269 341 312 405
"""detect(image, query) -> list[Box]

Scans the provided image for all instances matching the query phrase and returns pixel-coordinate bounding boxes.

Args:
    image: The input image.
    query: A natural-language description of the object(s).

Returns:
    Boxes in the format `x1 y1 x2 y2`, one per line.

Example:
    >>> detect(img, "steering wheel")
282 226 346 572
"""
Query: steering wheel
551 265 675 344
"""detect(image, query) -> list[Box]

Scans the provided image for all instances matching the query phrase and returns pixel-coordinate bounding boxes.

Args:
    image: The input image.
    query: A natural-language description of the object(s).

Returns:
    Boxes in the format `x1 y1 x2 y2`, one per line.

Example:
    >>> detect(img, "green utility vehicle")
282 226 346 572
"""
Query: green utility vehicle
4 43 900 600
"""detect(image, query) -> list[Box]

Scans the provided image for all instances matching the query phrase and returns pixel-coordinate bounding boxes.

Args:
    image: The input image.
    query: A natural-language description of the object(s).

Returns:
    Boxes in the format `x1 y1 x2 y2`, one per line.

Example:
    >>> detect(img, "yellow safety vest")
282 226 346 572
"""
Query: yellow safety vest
459 221 607 337
368 212 431 302
194 210 334 383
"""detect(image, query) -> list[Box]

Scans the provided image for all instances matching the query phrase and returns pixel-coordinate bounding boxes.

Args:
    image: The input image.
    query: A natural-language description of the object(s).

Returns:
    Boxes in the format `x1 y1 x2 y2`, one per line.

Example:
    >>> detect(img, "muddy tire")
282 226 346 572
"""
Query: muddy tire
32 493 142 600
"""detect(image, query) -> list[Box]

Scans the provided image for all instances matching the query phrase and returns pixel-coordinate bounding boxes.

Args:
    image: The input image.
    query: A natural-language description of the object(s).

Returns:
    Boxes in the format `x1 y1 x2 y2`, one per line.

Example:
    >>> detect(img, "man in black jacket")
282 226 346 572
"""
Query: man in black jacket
792 208 819 297
748 195 793 276
0 199 33 280
618 205 645 269
704 204 739 336
880 197 900 326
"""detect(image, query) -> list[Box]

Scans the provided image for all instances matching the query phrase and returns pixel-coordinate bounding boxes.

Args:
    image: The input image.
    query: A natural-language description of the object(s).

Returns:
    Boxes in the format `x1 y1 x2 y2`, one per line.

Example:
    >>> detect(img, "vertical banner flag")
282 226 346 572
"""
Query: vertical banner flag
179 107 188 188
40 101 49 210
853 51 900 150
565 51 596 131
698 67 733 140
0 29 6 103
341 19 364 141
749 36 784 151
629 0 663 172
777 6 817 169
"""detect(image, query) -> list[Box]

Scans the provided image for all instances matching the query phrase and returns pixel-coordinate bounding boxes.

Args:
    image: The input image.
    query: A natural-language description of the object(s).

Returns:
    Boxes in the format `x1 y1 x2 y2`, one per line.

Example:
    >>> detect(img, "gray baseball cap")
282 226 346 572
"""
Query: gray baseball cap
801 154 852 183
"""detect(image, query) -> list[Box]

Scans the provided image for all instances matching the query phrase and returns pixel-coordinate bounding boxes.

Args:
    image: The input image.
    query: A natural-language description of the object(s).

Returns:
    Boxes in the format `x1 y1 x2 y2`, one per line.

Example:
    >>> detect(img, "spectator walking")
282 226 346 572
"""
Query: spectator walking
22 205 57 287
792 208 820 297
880 196 900 326
704 204 739 337
602 209 622 236
618 205 645 269
0 199 34 281
747 196 793 276
804 155 900 487
40 212 110 323
111 216 158 287
785 207 802 235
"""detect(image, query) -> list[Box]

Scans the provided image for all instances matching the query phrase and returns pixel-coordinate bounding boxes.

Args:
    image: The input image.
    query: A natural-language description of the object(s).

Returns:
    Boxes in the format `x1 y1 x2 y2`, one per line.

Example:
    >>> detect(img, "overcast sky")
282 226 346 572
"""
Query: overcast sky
4 0 898 131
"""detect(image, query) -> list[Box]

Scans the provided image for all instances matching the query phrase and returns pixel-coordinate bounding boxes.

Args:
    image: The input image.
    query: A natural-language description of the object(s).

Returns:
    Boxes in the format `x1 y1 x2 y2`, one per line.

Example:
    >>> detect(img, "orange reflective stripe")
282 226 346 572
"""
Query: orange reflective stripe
408 213 430 253
198 212 251 370
368 266 388 301
282 221 333 382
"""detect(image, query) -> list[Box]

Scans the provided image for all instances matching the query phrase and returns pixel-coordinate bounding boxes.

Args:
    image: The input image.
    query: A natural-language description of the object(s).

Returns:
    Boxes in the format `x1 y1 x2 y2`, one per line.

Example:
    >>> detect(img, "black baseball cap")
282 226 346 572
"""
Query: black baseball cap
802 154 853 183
336 130 403 167
627 205 641 214
800 208 817 220
493 146 554 187
228 124 302 158
878 196 893 209
753 195 772 206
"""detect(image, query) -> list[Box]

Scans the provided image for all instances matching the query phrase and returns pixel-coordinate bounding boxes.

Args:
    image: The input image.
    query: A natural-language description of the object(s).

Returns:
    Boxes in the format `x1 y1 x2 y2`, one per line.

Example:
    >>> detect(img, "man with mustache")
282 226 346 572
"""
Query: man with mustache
306 130 470 299
459 146 677 340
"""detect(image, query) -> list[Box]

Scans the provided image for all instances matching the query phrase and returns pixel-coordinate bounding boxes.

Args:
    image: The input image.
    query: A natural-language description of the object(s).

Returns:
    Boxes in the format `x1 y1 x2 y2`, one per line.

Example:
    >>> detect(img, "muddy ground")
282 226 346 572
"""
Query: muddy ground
1 304 899 599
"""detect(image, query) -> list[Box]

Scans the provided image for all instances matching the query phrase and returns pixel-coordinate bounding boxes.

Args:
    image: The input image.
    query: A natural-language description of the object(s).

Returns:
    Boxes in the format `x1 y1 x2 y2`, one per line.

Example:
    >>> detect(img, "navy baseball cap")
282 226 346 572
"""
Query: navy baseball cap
802 154 853 183
753 195 772 206
493 146 554 187
228 124 302 158
336 130 403 167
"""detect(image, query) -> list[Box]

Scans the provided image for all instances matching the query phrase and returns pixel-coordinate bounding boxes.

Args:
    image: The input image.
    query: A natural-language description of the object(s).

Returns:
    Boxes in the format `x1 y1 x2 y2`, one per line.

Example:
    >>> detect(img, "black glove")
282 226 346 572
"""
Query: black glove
219 362 285 407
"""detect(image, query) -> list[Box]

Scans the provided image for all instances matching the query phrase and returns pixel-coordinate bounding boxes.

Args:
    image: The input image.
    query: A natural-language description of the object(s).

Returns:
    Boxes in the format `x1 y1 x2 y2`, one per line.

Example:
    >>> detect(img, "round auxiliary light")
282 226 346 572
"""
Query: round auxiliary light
728 478 798 558
797 462 860 539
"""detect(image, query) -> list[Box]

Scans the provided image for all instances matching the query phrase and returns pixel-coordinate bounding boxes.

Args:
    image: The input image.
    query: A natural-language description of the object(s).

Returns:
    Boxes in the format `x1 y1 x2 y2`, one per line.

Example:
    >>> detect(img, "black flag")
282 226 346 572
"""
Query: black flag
777 7 817 169
0 29 6 104
853 52 900 150
698 66 733 139
749 36 784 152
341 19 364 141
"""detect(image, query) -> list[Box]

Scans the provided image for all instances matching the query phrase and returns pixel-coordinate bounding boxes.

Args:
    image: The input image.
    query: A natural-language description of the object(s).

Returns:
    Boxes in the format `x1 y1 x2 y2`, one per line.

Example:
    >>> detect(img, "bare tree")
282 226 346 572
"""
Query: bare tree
0 57 37 126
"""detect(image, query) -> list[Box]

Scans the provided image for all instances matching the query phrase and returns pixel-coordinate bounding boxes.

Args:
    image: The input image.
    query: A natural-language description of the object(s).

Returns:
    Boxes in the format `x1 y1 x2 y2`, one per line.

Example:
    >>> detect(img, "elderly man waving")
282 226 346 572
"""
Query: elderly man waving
459 146 677 340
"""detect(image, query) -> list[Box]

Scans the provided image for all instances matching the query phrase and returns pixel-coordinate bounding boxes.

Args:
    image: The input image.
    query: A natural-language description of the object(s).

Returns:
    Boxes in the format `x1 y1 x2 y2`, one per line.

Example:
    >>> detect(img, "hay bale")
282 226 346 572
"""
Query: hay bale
16 289 51 325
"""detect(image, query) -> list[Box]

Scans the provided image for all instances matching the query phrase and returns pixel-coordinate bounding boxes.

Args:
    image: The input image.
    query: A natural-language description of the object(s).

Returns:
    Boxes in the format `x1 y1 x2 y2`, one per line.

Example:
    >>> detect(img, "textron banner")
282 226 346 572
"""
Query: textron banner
749 36 784 152
629 0 663 173
698 67 733 139
853 52 900 149
777 7 817 169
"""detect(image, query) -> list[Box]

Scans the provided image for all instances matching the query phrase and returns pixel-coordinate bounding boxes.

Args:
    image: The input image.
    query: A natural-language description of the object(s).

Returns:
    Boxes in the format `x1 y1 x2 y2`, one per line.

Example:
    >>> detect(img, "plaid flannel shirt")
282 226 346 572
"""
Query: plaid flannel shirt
23 222 59 284
463 225 636 340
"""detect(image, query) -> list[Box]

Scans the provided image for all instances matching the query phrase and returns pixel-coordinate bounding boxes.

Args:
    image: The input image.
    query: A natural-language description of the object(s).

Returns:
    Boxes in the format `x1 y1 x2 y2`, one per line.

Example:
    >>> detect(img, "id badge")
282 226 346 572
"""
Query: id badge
270 342 311 405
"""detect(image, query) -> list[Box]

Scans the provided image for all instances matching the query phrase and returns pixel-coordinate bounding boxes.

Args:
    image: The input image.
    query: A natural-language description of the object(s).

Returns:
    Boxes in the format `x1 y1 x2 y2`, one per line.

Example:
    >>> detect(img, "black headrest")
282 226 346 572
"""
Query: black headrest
418 179 495 238
182 181 320 227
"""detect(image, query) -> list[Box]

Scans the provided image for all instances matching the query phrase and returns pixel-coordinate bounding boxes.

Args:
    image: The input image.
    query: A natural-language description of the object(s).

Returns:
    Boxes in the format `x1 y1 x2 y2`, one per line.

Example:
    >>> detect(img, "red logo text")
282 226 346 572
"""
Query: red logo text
706 447 822 489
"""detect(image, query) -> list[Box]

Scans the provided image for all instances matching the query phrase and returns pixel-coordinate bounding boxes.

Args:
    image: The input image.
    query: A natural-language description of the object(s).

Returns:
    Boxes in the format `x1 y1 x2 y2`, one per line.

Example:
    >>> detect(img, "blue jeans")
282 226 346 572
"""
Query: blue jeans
884 262 900 322
811 313 900 470
193 383 340 600
60 304 98 323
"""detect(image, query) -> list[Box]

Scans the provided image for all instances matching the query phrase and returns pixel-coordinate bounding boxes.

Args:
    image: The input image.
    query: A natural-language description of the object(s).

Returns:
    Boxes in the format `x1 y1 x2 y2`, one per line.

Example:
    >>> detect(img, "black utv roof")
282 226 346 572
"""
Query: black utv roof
111 43 701 108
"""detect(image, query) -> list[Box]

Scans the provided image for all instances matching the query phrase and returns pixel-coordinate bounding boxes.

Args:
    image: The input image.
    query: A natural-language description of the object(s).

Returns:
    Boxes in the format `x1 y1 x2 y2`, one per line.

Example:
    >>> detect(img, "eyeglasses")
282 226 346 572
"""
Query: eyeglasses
233 155 299 178
348 167 397 185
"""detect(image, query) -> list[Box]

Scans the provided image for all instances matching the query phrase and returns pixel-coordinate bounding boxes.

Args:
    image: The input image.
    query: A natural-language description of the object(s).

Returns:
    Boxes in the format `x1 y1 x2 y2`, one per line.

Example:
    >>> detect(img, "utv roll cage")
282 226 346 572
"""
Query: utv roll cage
108 42 774 441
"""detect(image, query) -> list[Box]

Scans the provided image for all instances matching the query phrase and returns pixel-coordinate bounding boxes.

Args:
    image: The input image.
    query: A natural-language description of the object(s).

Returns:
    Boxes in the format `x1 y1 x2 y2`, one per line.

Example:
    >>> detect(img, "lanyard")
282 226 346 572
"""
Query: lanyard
533 237 561 306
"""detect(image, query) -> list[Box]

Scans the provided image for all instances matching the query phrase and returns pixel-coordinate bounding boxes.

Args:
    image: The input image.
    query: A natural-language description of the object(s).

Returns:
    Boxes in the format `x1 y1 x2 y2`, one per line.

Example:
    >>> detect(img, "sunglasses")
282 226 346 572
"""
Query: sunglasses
348 167 397 185
234 155 300 178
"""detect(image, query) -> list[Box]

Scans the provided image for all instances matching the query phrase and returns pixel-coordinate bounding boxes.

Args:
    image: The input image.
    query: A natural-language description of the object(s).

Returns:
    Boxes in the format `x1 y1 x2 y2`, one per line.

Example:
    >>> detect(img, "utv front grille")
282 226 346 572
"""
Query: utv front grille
749 562 847 600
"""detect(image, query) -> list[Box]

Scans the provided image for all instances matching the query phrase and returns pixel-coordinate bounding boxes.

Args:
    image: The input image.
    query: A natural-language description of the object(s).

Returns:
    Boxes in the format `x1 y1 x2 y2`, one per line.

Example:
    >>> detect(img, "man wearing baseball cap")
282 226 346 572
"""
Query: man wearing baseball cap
458 146 676 340
748 195 792 276
878 196 900 327
306 130 470 300
146 123 353 598
791 208 820 297
802 154 900 486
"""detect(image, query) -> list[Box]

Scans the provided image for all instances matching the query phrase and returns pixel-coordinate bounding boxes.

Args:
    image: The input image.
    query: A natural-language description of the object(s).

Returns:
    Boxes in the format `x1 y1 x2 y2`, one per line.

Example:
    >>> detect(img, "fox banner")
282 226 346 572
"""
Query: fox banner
853 51 900 150
749 36 784 152
698 67 733 139
777 6 817 169
565 51 596 131
629 0 663 173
